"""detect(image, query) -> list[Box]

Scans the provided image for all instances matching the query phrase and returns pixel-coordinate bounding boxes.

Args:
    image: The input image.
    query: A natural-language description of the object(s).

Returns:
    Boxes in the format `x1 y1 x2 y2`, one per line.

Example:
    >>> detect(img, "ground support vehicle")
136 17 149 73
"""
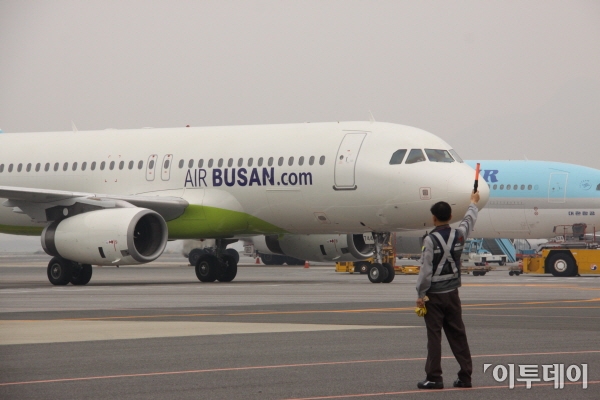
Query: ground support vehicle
461 265 495 276
523 244 600 277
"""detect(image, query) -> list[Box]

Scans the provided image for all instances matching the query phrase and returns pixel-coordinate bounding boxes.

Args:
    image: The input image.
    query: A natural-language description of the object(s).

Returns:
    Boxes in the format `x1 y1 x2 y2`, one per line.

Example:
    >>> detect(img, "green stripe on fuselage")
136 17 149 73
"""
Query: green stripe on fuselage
166 204 286 239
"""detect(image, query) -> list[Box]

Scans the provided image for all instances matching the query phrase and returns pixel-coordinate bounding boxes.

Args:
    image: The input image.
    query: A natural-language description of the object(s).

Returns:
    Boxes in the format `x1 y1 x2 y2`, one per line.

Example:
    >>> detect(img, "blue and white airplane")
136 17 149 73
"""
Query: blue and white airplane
247 160 600 263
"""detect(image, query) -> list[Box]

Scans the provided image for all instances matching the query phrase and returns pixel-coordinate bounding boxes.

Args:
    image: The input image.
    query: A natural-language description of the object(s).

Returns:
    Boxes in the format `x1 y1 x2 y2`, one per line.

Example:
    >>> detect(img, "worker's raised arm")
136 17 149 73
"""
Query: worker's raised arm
457 191 480 239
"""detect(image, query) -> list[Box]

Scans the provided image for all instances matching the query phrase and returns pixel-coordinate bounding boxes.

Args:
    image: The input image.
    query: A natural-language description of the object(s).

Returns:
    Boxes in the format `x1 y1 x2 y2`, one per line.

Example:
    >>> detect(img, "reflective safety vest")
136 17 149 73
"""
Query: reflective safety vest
428 229 464 293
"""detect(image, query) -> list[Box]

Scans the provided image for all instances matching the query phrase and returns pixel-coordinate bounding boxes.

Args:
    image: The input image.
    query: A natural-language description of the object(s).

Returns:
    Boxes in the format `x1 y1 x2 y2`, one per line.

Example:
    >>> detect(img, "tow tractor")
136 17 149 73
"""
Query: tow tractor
522 224 600 277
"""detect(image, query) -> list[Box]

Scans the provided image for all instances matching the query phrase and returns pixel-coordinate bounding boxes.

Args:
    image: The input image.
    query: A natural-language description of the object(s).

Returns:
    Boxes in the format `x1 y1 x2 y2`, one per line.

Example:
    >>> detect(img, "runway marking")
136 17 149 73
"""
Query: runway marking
0 350 598 387
284 380 600 399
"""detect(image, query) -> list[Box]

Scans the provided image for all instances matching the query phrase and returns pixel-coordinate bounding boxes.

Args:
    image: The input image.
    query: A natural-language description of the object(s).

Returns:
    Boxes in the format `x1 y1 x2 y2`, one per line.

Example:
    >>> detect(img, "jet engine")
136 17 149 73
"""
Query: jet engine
41 208 168 265
251 233 374 262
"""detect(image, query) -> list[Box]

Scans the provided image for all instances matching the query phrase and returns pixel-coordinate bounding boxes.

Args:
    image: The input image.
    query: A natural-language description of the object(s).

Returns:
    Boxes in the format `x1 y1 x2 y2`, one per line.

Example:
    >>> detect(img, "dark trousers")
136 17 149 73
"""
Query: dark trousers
423 289 472 383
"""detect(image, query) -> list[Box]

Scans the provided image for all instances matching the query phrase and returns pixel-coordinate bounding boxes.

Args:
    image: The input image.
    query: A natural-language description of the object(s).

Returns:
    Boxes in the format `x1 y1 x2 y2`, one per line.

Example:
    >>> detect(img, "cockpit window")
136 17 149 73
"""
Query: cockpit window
425 149 455 163
449 149 463 163
405 149 426 164
389 149 407 165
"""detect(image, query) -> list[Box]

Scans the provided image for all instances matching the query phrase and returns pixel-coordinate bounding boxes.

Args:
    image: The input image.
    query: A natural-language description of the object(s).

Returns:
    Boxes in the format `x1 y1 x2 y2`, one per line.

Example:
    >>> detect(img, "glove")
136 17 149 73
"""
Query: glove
414 296 429 317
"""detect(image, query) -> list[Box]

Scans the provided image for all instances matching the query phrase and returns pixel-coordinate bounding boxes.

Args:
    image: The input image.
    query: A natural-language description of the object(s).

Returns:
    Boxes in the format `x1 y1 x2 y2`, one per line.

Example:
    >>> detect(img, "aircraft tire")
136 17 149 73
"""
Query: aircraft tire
382 263 395 283
225 248 240 264
195 254 219 282
71 264 93 285
509 271 514 276
355 261 370 274
260 253 276 265
546 252 577 277
368 263 386 283
188 249 205 266
217 255 238 282
47 257 73 286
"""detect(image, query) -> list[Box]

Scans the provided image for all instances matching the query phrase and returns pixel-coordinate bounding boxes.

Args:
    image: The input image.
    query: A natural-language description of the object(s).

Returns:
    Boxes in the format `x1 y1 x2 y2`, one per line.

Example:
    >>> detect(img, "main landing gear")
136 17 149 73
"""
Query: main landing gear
367 232 395 284
194 239 239 283
47 256 93 286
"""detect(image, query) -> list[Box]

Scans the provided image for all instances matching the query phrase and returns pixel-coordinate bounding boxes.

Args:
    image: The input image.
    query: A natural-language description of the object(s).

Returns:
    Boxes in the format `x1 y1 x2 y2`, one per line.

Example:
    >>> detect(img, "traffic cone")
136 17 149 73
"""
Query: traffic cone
255 257 261 264
304 260 310 269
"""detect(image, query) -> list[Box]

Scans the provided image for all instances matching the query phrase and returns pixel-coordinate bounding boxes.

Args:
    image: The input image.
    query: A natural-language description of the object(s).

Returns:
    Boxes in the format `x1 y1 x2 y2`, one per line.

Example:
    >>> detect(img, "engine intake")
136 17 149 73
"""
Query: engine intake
42 208 168 265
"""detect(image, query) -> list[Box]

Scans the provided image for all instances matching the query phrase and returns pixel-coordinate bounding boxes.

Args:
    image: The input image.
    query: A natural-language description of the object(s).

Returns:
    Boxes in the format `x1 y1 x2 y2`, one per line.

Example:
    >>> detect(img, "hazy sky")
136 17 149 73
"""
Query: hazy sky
1 1 599 251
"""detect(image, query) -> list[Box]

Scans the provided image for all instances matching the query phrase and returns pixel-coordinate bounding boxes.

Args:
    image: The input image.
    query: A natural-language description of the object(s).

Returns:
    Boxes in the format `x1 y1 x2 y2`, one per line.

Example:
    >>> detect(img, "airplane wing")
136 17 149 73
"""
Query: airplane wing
0 185 188 222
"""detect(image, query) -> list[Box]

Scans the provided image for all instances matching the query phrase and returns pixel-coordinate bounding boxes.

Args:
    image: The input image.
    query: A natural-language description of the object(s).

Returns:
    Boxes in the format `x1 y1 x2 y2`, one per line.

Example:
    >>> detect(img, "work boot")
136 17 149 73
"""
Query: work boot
453 378 472 388
417 380 443 389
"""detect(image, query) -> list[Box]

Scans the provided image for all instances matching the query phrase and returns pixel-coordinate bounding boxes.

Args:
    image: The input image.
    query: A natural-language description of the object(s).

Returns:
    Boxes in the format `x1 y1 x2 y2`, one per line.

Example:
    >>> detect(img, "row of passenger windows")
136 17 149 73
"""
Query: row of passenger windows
0 161 145 173
492 184 538 191
0 155 327 174
389 148 463 165
179 155 326 169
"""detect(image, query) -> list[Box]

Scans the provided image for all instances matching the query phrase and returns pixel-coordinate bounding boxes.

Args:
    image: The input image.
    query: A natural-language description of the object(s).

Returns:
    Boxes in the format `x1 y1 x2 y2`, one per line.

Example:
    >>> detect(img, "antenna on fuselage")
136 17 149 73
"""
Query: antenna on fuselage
368 110 376 123
71 121 78 132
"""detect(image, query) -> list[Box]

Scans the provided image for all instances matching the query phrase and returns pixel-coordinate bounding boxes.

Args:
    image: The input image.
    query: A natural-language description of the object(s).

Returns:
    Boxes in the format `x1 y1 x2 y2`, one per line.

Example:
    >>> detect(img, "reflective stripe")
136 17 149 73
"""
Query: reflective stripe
431 230 459 282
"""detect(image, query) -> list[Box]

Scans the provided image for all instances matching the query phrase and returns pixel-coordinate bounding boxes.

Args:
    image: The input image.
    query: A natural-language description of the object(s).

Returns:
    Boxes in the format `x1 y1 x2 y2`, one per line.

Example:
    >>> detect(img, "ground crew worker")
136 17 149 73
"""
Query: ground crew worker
415 191 480 390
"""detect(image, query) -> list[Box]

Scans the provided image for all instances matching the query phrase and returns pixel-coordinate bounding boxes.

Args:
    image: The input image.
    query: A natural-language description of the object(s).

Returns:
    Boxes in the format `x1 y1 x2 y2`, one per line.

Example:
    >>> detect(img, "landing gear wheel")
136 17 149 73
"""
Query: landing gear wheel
47 257 73 286
188 249 205 266
382 263 395 283
480 271 487 276
509 271 514 276
473 271 480 276
217 255 238 282
71 264 92 285
260 253 276 265
499 261 505 266
225 248 240 264
546 253 577 277
368 263 387 283
195 254 219 282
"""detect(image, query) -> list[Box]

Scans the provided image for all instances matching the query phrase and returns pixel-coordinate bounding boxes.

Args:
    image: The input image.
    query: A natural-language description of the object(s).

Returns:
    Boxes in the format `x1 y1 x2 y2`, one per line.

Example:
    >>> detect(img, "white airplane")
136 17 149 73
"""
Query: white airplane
246 160 600 263
0 121 488 285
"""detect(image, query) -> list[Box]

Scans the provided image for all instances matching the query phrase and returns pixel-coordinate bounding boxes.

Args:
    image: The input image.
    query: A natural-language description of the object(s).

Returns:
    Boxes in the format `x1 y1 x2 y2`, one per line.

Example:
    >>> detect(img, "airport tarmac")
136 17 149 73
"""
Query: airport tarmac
0 253 599 399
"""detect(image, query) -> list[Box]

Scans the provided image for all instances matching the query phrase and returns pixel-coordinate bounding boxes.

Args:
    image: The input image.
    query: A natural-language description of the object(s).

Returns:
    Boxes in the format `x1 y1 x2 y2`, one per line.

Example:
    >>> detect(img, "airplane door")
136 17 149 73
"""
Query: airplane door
146 154 158 181
334 133 366 189
548 173 568 203
161 154 173 181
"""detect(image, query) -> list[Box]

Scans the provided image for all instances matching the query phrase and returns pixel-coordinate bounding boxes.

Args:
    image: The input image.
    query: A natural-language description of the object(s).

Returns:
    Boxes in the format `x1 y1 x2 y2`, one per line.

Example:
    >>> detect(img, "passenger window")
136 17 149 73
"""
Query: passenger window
248 158 253 167
309 156 315 165
228 158 233 167
493 184 497 190
138 160 143 169
100 161 106 171
319 156 325 165
54 162 59 171
278 157 284 166
26 163 32 172
520 185 525 190
8 164 13 172
425 149 454 163
148 160 154 170
178 160 184 169
528 185 532 190
62 162 68 171
389 149 407 165
238 158 243 167
45 163 50 172
298 156 304 166
109 161 115 170
208 159 214 168
35 163 41 172
128 161 134 170
91 162 96 171
449 149 464 163
500 184 504 190
72 162 78 171
18 163 23 172
507 185 511 190
405 149 426 164
288 157 294 166
0 164 3 172
198 159 204 168
597 183 600 191
82 162 87 171
218 158 223 168
257 157 263 167
268 157 274 167
164 159 170 169
513 185 517 190
188 159 194 168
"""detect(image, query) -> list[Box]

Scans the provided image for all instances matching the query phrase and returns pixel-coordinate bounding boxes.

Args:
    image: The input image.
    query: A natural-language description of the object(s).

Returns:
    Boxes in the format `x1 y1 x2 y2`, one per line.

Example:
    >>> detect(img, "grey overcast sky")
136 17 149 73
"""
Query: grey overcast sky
0 1 599 251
